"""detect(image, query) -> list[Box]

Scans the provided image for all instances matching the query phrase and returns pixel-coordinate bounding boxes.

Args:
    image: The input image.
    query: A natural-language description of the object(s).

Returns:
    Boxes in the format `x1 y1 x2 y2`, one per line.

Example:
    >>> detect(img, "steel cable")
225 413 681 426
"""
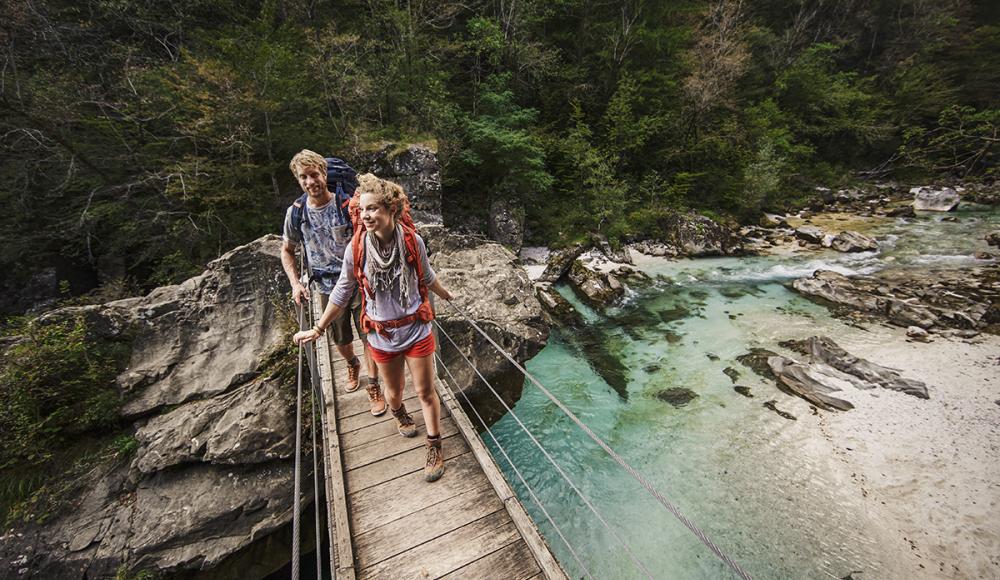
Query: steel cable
433 351 595 580
434 321 653 579
440 299 753 580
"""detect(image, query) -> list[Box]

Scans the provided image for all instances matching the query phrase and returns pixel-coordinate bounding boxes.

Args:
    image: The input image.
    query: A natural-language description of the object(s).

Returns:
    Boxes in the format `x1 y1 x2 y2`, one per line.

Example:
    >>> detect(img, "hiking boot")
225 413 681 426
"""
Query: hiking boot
391 404 417 438
344 356 362 393
367 383 387 416
424 437 445 482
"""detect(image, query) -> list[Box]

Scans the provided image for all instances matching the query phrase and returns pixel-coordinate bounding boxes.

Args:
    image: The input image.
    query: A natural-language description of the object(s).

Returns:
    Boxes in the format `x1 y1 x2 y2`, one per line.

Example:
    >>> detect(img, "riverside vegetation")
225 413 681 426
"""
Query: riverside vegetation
1 0 998 576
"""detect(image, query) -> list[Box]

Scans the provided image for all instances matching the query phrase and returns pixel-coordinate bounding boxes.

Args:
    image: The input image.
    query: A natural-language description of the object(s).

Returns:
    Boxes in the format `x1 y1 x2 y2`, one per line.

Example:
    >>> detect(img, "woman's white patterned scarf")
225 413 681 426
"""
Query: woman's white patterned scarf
364 224 413 315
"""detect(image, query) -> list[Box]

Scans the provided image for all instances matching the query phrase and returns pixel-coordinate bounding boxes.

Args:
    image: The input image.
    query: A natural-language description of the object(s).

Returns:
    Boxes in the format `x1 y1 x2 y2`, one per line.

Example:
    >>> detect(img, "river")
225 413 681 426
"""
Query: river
481 207 999 579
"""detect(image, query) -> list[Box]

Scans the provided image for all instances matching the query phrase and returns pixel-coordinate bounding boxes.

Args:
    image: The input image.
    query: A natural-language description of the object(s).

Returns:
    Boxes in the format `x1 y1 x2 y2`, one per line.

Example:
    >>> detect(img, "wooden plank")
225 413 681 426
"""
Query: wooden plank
343 415 459 471
358 511 520 580
354 482 504 567
435 373 569 580
341 407 427 450
438 539 542 580
347 433 468 493
349 452 486 534
311 296 356 580
338 393 420 433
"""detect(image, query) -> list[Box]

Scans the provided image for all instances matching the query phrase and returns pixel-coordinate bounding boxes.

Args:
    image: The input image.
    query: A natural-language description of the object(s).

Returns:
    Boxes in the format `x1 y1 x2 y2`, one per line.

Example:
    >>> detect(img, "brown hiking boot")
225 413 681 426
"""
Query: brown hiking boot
424 437 445 482
367 383 387 416
344 356 362 393
391 404 417 438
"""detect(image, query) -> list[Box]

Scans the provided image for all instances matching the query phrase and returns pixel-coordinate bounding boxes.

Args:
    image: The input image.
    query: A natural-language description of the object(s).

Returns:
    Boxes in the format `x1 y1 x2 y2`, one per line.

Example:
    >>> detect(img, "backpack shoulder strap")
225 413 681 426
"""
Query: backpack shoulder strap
291 192 310 235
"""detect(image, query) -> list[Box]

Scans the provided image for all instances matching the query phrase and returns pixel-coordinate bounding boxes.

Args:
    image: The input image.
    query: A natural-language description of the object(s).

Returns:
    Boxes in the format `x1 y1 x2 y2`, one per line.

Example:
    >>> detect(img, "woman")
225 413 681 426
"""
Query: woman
293 174 453 482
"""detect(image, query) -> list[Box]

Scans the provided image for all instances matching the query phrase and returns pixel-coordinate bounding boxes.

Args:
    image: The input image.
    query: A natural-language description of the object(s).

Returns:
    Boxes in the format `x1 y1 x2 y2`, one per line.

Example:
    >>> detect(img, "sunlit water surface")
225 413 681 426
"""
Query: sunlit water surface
475 207 998 579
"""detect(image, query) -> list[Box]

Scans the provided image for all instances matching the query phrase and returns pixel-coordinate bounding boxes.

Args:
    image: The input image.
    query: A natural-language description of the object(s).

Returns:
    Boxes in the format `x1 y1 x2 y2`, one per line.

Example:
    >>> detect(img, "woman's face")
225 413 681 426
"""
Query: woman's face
359 193 394 235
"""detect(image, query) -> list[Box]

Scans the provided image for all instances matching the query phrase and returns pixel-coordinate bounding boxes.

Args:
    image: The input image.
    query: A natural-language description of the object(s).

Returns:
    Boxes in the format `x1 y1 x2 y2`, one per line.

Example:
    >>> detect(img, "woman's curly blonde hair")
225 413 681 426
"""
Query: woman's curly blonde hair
356 173 408 218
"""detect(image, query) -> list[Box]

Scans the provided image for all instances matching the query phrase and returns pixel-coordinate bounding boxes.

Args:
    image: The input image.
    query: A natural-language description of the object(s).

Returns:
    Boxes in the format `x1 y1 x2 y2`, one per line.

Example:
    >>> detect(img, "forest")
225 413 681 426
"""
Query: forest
2 0 998 304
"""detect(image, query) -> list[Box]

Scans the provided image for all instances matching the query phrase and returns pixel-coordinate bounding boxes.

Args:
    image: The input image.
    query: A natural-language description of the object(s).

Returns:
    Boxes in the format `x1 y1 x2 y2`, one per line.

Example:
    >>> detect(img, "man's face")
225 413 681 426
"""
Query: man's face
296 165 328 199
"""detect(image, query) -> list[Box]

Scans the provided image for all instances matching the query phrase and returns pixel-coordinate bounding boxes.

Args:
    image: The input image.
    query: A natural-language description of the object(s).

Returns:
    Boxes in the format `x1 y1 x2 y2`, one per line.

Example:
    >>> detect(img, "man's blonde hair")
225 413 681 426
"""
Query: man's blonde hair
357 173 408 218
289 149 326 176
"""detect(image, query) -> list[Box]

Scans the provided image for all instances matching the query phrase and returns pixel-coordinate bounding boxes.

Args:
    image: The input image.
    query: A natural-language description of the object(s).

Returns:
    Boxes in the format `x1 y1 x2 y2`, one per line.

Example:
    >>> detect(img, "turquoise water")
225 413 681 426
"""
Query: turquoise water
477 208 998 579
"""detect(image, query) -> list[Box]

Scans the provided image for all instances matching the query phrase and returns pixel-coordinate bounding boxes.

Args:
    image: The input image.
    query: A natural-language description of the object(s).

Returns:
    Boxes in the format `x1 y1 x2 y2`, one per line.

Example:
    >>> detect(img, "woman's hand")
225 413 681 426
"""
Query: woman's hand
429 279 453 301
293 328 320 345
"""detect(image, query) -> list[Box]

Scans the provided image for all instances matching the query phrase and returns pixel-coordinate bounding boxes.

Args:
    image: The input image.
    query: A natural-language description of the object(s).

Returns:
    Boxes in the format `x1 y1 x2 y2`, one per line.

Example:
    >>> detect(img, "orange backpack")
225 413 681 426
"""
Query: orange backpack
346 193 434 337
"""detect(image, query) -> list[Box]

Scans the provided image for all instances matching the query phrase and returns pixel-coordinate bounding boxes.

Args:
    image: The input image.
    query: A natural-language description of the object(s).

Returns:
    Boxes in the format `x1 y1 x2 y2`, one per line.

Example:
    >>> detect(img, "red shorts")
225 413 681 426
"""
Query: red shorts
368 332 436 363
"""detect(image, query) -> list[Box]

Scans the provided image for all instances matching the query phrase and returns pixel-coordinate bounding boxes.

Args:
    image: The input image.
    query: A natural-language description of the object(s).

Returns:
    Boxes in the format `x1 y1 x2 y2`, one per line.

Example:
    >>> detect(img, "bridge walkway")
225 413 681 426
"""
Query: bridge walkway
310 308 566 580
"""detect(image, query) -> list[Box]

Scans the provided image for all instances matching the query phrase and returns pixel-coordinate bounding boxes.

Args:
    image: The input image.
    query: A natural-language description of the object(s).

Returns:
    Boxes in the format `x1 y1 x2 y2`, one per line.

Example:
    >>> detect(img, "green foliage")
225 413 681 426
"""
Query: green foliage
899 105 1000 177
0 315 129 467
1 0 996 295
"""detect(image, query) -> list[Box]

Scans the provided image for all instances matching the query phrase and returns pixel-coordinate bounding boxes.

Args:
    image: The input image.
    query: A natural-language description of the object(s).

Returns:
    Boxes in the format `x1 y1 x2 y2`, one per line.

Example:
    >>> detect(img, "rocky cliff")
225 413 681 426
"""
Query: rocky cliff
1 224 548 578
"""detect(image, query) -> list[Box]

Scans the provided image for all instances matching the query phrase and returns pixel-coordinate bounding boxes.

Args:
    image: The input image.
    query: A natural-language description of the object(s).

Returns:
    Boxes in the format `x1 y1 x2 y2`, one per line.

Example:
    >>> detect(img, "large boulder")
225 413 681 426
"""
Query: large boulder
365 142 442 224
567 257 625 307
830 230 878 253
794 225 825 244
911 186 960 211
538 243 586 283
423 226 549 426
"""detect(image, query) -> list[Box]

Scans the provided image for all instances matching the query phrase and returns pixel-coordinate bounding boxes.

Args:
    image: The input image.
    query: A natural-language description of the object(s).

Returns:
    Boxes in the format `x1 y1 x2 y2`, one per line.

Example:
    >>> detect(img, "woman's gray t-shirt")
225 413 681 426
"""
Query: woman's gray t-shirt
329 233 436 353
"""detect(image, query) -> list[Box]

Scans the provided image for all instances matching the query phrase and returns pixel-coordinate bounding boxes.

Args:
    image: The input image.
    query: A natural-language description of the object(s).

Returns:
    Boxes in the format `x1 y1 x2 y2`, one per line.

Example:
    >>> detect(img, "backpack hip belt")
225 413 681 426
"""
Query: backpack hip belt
362 310 432 338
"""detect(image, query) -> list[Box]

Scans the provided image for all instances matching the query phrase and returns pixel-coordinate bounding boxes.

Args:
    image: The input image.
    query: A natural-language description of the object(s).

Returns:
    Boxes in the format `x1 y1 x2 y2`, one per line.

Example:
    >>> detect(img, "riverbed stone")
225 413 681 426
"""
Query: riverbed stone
911 186 960 211
986 231 1000 247
567 258 626 307
830 230 878 253
794 225 825 244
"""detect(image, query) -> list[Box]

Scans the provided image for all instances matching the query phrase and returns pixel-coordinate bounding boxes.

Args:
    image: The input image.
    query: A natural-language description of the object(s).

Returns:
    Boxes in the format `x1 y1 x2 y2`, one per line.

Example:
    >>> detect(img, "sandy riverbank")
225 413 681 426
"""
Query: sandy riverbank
819 327 1000 580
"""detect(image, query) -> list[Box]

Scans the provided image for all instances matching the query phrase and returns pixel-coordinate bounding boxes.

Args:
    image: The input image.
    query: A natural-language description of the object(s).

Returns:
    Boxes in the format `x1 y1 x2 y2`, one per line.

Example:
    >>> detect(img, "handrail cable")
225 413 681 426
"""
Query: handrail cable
292 300 305 580
305 300 326 579
434 321 653 579
433 351 595 580
441 299 753 580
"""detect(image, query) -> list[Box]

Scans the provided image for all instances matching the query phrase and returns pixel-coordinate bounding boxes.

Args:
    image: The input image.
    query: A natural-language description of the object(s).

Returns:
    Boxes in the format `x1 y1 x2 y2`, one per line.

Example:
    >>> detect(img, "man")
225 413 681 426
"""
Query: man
281 149 385 416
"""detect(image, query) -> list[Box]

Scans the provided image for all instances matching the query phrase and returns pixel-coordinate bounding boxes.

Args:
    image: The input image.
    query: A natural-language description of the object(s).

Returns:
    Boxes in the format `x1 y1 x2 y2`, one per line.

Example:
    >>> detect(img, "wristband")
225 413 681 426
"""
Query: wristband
312 325 325 336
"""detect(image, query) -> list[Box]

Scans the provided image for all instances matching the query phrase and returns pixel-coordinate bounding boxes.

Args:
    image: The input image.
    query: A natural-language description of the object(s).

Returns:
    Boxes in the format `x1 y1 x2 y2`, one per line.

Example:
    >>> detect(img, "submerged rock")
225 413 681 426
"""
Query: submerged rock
733 386 753 398
655 387 699 407
911 186 960 212
723 367 741 383
986 231 1000 247
763 400 796 420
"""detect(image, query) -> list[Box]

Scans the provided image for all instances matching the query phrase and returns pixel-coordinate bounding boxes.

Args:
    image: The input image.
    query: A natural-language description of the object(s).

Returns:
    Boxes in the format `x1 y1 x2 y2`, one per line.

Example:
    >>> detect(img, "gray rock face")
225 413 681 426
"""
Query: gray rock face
488 196 525 252
365 143 442 223
133 376 295 474
424 226 549 426
830 230 878 253
911 186 960 211
109 237 290 417
0 236 300 579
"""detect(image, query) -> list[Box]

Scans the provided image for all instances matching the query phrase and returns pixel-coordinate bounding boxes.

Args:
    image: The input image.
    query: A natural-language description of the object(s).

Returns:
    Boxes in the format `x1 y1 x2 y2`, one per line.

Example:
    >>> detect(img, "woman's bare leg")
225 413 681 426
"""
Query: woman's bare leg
377 355 406 411
406 353 441 437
